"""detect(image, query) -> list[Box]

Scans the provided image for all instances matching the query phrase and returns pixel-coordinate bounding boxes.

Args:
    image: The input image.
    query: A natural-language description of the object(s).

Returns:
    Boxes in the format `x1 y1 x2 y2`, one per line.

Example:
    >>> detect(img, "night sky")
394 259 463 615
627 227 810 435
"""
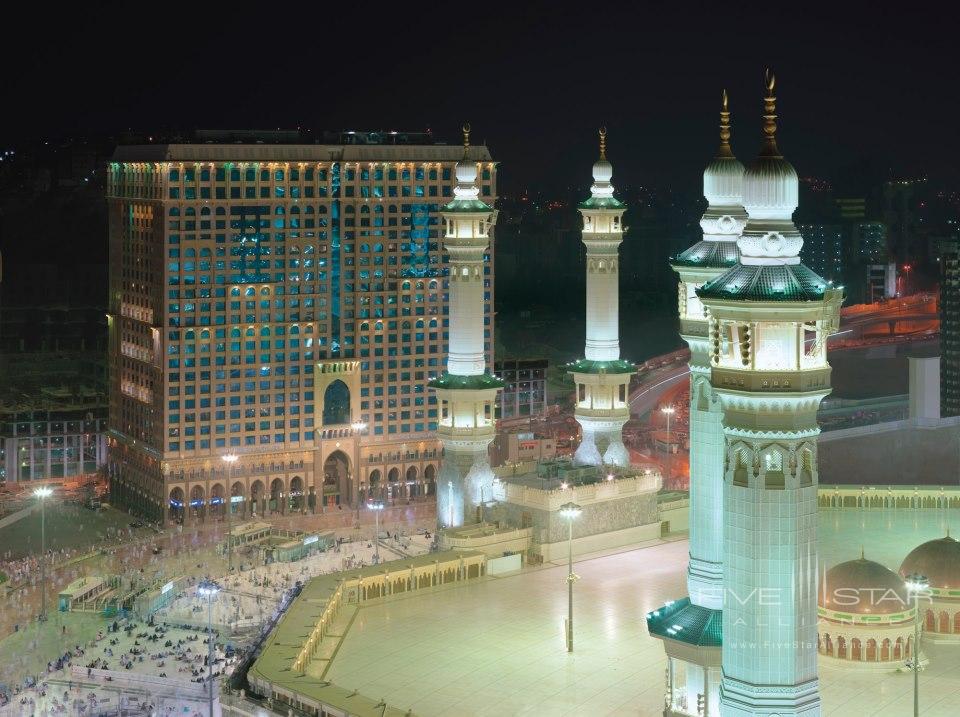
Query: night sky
7 2 957 194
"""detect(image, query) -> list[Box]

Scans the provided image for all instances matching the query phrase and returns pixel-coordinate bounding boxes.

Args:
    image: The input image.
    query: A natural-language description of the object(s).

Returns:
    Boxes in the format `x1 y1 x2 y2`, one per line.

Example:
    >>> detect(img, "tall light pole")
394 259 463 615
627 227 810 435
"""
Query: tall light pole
905 573 928 717
660 405 675 482
221 454 238 574
447 480 454 528
34 486 53 621
559 501 582 652
351 421 367 517
367 499 384 564
197 580 221 717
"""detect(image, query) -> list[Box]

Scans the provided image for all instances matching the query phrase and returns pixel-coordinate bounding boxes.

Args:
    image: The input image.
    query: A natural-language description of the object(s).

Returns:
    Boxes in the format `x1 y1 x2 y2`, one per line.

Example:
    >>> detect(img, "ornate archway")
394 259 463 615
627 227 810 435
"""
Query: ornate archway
210 484 225 518
270 478 284 514
189 485 206 520
424 464 437 496
250 480 264 516
231 481 244 516
368 469 382 500
323 450 351 507
323 380 351 425
169 487 185 523
290 476 304 512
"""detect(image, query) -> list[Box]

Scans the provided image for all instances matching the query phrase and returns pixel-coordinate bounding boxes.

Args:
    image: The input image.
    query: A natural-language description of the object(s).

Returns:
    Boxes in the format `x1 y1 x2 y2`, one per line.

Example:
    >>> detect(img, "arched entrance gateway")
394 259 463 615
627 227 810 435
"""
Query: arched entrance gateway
169 487 185 523
189 485 205 520
323 450 351 507
424 464 437 496
323 380 351 425
269 478 284 514
405 466 418 500
231 481 244 516
289 476 304 512
367 469 382 501
210 484 225 518
250 480 264 517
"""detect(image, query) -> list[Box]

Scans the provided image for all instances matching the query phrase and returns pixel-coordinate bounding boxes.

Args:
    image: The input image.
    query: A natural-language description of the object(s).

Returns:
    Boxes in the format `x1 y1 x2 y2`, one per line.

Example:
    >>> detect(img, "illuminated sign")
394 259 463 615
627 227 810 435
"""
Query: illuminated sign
231 495 244 504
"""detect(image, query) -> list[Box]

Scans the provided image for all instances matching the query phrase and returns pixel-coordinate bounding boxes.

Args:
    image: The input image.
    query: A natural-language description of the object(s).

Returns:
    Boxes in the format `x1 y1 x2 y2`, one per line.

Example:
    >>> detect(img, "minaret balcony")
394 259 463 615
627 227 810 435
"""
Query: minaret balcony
712 366 831 393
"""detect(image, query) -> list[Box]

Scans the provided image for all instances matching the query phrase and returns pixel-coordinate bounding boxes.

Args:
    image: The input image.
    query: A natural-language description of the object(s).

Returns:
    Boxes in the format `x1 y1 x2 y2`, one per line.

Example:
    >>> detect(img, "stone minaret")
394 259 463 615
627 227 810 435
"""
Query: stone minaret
698 73 841 717
571 130 633 467
646 93 747 717
430 125 504 529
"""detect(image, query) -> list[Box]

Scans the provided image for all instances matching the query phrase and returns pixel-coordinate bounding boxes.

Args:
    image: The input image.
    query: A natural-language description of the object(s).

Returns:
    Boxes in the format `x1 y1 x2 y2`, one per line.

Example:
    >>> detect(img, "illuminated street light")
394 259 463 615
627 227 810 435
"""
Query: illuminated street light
367 499 385 563
221 454 238 573
197 579 221 717
661 405 676 481
905 573 929 717
559 501 582 652
34 486 53 620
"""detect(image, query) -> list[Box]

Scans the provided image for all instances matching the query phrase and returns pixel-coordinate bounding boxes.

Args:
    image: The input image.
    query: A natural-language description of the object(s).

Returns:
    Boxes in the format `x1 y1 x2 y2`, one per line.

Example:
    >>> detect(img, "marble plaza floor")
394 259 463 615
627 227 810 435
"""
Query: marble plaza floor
325 508 960 717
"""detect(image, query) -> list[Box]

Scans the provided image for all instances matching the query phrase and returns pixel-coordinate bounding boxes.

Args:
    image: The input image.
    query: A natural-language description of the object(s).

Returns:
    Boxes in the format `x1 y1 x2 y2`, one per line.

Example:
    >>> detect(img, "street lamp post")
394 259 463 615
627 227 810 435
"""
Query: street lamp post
351 422 367 518
905 573 928 717
661 406 675 482
197 580 221 717
367 499 384 564
34 487 53 620
221 455 238 574
559 502 582 652
447 480 454 528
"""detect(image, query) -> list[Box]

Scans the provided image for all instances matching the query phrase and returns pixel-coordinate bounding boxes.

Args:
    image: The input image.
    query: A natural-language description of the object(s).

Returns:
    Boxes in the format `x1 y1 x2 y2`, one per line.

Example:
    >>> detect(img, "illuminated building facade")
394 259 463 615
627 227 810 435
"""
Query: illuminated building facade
940 239 960 417
570 131 632 467
698 75 842 716
106 137 496 523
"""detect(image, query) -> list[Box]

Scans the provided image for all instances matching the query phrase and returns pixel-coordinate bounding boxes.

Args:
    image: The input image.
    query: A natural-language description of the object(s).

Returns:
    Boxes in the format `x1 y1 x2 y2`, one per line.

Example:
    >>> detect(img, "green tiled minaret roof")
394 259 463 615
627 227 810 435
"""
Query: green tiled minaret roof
646 597 723 647
671 240 739 269
697 262 830 302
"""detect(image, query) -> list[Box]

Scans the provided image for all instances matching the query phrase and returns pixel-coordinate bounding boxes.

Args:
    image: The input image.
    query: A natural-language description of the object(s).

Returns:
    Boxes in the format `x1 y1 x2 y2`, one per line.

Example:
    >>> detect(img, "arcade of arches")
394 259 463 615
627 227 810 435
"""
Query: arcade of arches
163 453 440 524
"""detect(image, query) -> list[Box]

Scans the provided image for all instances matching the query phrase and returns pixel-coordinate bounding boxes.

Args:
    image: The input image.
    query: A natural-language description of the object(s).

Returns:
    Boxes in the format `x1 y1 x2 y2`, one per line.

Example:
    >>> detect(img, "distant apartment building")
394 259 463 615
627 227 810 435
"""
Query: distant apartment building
940 239 960 417
494 358 548 419
799 224 844 282
0 407 107 485
106 135 496 523
866 262 898 303
854 221 888 263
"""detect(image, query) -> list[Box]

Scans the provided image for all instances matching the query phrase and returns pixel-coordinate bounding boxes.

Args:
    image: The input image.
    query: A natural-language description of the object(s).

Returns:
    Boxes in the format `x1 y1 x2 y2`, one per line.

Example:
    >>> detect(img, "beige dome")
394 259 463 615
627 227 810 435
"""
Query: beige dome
820 557 910 615
899 535 960 590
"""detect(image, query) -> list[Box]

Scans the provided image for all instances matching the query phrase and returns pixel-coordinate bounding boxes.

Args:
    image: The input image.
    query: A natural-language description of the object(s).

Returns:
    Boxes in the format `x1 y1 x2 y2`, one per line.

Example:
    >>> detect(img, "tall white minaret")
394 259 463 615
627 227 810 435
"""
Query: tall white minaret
571 130 633 467
431 124 504 529
699 73 841 717
676 91 746 610
646 93 746 717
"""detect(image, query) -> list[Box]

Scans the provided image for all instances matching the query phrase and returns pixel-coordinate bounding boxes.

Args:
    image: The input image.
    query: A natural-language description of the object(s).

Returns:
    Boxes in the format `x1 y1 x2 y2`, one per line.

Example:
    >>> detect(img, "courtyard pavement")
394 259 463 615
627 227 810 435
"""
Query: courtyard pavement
325 508 960 717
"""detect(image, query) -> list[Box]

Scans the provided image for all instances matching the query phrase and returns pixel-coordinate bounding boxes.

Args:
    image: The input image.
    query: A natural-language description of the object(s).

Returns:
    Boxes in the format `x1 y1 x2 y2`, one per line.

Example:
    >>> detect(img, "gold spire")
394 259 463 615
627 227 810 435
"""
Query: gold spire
462 123 471 158
761 69 781 157
718 89 733 158
860 545 865 560
599 127 607 159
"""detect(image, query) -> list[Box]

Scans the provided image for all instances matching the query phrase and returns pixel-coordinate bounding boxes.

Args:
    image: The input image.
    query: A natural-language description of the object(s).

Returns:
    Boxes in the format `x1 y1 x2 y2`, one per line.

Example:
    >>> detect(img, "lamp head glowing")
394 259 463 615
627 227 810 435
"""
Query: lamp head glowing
905 573 929 594
34 487 53 498
351 421 367 432
661 406 675 415
221 454 239 464
559 502 582 520
197 580 220 597
366 500 385 511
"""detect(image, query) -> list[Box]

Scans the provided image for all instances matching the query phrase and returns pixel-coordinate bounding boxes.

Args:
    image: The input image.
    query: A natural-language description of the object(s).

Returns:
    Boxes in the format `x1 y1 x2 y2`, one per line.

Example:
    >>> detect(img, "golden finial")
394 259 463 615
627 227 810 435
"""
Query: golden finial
860 545 865 560
718 89 733 158
761 69 781 157
599 127 607 159
461 123 471 158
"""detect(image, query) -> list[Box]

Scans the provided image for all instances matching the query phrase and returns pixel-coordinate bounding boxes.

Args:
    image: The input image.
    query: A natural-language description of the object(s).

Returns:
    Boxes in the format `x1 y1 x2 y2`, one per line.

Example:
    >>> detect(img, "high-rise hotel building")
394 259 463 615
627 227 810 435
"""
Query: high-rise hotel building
106 134 496 523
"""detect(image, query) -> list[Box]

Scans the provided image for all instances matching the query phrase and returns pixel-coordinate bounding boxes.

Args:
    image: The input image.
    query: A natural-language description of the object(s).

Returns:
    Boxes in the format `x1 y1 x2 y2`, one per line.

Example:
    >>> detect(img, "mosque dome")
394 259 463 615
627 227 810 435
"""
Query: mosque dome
703 156 745 207
592 157 613 184
899 535 960 590
742 154 798 217
820 556 911 616
455 156 477 184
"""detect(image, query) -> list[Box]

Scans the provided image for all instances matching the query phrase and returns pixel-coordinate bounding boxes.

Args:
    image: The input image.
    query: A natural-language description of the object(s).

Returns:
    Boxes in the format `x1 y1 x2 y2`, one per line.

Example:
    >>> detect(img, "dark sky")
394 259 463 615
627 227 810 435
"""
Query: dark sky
7 1 957 194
